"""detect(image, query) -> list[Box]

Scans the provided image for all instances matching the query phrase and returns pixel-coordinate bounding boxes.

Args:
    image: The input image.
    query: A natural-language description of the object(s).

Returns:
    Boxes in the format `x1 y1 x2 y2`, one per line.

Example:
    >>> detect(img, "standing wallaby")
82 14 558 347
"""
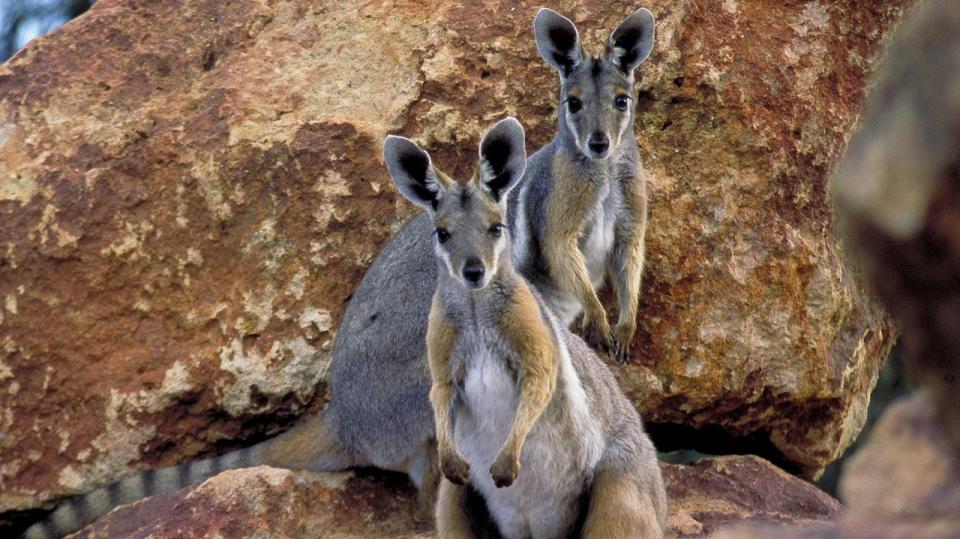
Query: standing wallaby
22 8 656 537
512 7 654 362
385 118 665 538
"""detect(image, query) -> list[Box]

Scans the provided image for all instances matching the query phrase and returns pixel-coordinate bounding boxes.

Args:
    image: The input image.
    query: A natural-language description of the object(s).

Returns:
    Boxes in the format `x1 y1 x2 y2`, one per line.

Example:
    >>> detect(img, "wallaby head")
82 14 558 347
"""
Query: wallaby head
384 118 527 290
535 7 655 160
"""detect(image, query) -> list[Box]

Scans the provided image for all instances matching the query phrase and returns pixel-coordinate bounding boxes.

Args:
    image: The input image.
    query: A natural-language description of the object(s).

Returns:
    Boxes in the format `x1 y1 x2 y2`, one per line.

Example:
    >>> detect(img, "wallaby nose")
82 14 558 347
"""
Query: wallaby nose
588 132 609 155
462 258 485 285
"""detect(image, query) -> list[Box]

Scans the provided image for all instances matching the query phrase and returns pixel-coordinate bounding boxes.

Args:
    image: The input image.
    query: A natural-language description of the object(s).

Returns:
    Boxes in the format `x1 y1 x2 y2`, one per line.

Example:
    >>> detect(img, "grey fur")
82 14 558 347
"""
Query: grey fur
22 8 657 536
437 266 666 537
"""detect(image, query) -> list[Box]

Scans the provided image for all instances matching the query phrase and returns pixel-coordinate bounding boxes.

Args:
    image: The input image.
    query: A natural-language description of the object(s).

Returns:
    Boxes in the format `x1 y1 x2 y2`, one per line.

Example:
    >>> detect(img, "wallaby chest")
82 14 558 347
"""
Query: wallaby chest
452 323 521 445
579 178 622 287
448 316 600 539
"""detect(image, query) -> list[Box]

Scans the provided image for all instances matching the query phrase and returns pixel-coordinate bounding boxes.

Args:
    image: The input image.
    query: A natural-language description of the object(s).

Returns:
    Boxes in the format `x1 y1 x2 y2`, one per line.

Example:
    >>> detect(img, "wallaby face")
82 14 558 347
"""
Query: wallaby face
535 8 655 160
384 118 527 290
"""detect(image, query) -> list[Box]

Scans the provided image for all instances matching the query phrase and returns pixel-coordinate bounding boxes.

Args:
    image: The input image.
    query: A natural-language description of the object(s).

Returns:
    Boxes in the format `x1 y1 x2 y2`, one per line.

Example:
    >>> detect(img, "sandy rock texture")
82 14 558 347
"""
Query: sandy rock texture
73 457 840 539
0 0 911 521
664 455 841 537
70 466 432 539
714 2 960 537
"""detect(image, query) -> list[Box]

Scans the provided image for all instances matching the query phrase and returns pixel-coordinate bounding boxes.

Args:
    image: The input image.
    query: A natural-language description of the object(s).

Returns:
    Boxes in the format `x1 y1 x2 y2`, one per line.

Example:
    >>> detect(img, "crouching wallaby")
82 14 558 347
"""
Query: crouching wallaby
23 8 657 537
386 118 666 538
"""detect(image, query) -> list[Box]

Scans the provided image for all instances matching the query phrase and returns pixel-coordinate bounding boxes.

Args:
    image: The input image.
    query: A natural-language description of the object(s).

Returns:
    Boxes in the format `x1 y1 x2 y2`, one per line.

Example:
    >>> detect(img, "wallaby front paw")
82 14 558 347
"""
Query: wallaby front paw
611 322 636 364
490 453 520 488
581 313 613 355
440 452 471 485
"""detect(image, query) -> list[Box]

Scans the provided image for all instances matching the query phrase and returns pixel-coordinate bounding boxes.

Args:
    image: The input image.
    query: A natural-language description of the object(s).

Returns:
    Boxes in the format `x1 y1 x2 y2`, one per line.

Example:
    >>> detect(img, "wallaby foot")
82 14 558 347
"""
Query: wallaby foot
489 450 520 488
611 321 637 364
439 446 471 485
581 311 613 355
582 469 663 539
414 444 441 524
436 479 477 539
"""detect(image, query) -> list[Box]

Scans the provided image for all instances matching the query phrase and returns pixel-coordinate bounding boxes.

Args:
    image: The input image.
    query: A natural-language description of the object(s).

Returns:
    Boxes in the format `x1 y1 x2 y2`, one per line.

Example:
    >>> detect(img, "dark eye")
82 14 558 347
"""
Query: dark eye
614 95 630 111
567 96 582 114
436 228 451 244
488 223 505 238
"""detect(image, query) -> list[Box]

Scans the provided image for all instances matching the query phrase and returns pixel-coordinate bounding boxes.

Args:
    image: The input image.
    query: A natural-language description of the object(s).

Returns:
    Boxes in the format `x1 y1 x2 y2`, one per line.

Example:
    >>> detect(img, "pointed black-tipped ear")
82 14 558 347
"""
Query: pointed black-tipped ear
604 8 655 76
477 117 527 203
383 136 449 212
534 8 583 78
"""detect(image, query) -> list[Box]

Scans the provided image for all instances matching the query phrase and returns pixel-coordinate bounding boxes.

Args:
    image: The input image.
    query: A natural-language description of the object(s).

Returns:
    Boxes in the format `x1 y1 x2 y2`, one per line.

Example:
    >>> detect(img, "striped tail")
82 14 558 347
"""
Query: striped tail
21 410 353 538
21 447 259 539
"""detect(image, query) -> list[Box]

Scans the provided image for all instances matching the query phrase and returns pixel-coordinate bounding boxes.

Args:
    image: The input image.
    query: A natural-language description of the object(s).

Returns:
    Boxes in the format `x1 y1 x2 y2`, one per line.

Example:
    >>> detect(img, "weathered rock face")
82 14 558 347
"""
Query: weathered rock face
74 457 840 539
712 3 960 538
71 466 432 539
835 392 960 538
711 394 960 539
0 0 909 519
833 0 960 450
664 455 841 537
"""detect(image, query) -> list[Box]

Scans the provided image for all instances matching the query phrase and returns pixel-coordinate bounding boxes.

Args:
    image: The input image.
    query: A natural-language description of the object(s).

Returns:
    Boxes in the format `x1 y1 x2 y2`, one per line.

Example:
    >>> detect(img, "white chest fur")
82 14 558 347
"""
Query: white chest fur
580 181 620 289
451 323 603 539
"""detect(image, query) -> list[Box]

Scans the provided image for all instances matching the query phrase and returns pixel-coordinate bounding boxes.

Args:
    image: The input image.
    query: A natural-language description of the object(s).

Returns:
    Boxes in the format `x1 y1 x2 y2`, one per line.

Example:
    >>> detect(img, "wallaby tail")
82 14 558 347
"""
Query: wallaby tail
22 409 352 538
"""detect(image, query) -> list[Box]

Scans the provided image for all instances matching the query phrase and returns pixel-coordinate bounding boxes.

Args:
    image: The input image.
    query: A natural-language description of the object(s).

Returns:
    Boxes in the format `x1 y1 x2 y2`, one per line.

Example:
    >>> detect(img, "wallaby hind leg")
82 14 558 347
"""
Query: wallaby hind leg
437 479 505 539
407 441 440 524
582 468 663 539
437 479 476 539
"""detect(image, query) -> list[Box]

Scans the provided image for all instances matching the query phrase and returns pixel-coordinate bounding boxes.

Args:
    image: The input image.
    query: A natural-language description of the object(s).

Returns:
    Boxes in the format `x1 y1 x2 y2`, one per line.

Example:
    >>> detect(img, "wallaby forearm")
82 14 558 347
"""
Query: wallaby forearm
544 154 607 320
501 357 557 457
611 227 645 328
496 282 560 463
612 174 647 328
546 239 606 317
427 294 458 450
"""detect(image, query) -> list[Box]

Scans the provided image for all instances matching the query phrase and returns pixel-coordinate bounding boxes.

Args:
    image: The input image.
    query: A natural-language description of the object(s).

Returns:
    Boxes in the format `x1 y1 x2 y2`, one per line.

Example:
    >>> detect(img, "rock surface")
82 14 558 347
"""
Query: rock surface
0 0 909 520
664 455 841 537
714 3 960 538
70 466 433 539
711 393 960 539
72 457 840 538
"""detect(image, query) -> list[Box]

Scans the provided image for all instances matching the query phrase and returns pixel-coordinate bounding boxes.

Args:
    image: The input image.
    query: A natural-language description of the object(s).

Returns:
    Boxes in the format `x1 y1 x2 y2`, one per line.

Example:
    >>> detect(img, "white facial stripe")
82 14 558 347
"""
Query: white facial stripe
565 108 585 153
617 105 631 147
435 242 459 281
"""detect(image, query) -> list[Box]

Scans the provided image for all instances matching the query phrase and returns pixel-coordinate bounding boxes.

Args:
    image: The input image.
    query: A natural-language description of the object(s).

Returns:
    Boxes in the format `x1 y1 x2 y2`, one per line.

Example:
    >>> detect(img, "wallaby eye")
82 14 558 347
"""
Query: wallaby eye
567 96 582 114
614 94 630 111
436 228 451 244
488 223 505 238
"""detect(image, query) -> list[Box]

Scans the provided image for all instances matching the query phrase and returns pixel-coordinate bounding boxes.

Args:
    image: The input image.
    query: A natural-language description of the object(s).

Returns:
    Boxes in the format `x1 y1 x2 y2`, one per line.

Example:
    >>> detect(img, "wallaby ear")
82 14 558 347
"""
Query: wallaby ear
383 136 449 212
477 117 527 203
604 8 655 76
534 8 583 77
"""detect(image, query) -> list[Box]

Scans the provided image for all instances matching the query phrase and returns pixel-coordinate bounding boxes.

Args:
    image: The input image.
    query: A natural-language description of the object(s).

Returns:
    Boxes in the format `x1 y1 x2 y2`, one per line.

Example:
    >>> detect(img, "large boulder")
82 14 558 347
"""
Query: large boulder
664 455 841 537
713 1 960 537
711 393 960 539
0 0 909 521
73 457 840 538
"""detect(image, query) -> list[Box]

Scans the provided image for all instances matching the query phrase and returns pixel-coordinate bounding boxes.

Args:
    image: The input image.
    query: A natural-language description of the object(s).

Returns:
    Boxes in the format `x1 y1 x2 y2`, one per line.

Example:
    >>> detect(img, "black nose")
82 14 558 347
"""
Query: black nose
462 258 485 284
588 132 609 154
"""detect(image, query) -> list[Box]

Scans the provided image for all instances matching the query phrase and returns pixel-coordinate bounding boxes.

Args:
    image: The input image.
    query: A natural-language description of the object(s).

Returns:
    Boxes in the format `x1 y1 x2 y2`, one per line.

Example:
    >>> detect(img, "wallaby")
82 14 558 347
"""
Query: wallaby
22 8 656 537
512 7 654 362
385 118 665 538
